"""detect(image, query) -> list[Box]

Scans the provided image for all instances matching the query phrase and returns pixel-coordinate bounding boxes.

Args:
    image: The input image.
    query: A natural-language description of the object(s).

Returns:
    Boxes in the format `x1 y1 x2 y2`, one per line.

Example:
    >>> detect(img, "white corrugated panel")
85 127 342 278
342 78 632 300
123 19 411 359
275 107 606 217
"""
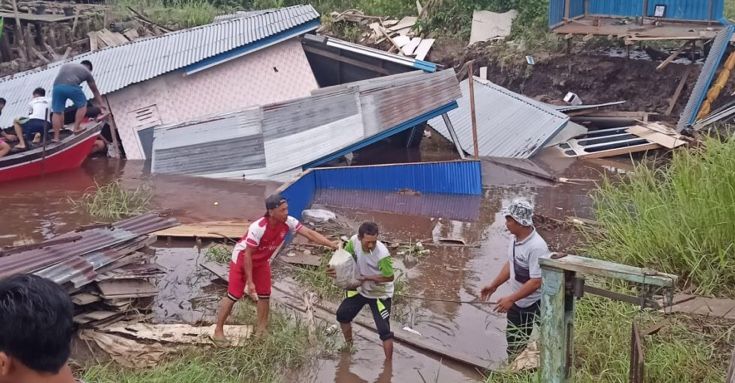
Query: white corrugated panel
0 5 319 128
428 78 569 158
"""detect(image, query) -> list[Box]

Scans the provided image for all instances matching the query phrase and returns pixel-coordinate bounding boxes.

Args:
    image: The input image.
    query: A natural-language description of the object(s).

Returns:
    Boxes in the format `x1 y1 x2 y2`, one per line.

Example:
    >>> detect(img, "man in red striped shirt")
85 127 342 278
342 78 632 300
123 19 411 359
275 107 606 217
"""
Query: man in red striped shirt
213 194 337 341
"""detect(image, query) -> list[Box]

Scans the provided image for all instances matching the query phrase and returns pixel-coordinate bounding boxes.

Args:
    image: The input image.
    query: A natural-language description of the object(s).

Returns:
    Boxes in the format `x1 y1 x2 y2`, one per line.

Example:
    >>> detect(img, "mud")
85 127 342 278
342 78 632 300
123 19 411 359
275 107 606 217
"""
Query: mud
428 38 719 118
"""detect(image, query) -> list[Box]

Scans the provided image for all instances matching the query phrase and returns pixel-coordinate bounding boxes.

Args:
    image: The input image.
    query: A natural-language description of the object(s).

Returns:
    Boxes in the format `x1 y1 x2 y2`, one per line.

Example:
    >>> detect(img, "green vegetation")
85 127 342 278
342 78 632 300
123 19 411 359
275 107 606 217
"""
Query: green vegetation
110 0 223 29
484 297 730 383
727 0 735 20
82 304 336 383
204 243 233 264
71 181 151 221
586 137 735 296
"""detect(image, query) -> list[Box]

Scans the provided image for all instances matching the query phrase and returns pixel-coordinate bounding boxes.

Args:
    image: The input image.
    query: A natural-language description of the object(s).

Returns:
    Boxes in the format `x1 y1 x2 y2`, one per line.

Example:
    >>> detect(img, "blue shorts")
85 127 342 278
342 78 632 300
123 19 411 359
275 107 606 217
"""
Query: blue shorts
51 84 87 113
19 118 49 137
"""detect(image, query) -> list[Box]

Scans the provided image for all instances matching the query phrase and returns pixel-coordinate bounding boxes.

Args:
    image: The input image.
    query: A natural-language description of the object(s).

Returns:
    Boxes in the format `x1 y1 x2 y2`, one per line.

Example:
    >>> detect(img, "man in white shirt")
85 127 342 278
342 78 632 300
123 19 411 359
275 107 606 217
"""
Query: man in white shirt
12 88 50 150
480 199 551 358
329 222 395 360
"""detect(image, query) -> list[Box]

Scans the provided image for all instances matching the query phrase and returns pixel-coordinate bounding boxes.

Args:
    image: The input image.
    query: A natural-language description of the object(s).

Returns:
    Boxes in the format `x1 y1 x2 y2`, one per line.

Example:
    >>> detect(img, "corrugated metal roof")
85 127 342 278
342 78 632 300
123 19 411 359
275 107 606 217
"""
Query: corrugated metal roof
428 78 569 159
150 70 461 179
0 5 320 128
678 25 735 131
0 213 177 280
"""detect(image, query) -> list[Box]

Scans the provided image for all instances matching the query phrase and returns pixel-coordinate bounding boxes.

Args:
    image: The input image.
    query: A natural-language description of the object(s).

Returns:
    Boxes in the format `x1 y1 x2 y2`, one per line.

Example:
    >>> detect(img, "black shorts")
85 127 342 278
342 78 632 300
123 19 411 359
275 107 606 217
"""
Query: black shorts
336 291 393 341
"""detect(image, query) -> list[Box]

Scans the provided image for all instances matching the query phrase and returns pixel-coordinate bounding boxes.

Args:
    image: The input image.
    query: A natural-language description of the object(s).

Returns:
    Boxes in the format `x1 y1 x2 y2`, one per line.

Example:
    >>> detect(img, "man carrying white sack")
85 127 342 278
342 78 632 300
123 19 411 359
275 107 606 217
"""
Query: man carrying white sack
328 222 395 359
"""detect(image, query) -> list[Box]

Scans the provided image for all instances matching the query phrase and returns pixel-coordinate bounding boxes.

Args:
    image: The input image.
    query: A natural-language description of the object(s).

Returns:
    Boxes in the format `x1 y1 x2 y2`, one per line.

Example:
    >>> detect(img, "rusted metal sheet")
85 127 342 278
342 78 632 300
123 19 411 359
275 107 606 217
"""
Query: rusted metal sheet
0 213 177 280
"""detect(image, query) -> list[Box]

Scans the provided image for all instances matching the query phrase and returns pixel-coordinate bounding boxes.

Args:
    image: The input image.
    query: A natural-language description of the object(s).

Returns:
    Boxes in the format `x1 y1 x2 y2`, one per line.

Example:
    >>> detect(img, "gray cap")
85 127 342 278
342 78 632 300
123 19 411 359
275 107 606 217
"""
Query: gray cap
503 198 534 227
265 193 287 210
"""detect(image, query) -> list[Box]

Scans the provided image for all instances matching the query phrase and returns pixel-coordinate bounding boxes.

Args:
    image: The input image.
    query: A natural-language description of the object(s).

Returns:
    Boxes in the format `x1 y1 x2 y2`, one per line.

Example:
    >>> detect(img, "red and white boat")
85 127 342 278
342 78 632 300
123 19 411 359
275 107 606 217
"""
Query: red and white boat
0 121 103 183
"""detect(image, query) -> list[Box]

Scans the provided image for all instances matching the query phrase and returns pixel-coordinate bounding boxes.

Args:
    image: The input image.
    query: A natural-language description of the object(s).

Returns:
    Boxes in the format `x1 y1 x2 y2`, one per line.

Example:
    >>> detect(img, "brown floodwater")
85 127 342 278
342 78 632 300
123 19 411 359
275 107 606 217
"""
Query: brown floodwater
0 138 635 382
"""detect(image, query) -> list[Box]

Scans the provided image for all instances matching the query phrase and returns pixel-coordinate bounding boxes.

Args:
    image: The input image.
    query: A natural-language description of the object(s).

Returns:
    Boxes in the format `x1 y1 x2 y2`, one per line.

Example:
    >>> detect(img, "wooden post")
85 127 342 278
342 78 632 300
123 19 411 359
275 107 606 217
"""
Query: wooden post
540 266 571 383
630 322 645 383
564 0 570 22
467 60 479 159
584 0 589 17
726 344 735 383
104 98 122 159
641 0 648 25
11 0 30 60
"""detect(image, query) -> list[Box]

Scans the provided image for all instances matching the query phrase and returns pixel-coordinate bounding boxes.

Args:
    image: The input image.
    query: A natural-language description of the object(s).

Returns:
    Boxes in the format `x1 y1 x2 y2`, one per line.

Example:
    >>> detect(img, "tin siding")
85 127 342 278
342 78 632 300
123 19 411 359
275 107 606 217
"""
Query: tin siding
584 0 722 20
549 0 565 26
108 38 318 160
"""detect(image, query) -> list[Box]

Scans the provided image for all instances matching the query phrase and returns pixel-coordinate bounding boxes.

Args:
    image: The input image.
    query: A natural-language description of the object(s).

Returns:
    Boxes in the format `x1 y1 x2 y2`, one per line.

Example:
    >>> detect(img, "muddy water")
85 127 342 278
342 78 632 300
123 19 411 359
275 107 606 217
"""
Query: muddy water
0 157 279 246
0 141 631 382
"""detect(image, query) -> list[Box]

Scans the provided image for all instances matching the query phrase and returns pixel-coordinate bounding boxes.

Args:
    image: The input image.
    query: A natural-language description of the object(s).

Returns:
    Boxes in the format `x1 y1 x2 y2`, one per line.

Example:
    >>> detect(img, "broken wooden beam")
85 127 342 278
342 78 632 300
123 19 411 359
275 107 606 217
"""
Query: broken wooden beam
153 221 247 239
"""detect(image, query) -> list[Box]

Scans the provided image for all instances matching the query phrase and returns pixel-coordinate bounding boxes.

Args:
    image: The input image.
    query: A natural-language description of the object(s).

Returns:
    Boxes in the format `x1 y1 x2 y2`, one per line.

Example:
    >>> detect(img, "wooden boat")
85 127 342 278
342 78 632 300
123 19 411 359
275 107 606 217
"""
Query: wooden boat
0 121 103 183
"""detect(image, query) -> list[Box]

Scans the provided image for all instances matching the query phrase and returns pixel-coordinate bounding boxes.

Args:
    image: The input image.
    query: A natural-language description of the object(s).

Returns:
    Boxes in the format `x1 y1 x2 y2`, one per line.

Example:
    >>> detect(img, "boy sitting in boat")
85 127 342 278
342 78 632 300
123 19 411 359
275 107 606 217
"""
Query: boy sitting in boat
12 88 50 151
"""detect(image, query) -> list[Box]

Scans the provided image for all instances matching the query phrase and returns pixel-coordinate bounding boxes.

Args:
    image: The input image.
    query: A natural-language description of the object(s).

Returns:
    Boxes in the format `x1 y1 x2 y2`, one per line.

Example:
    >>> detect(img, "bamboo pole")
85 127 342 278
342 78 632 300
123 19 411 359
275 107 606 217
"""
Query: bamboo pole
11 0 30 61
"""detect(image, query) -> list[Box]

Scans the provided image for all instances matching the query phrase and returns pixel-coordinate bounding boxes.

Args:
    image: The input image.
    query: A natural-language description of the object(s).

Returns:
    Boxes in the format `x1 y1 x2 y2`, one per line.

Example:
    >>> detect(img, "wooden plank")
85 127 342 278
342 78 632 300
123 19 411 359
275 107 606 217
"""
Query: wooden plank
96 279 158 299
102 323 252 346
540 267 568 381
401 37 421 55
664 66 692 116
727 344 735 383
479 66 488 80
378 25 404 54
626 125 687 150
123 28 139 41
153 221 247 239
87 32 98 51
630 322 645 383
388 16 417 32
392 34 411 48
656 41 689 71
71 292 101 306
540 255 677 287
413 38 435 61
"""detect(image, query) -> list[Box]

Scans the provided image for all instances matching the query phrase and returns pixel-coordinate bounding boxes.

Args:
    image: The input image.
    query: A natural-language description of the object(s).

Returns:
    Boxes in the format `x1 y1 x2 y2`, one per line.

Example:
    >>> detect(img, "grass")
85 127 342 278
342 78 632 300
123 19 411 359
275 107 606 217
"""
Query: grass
71 180 151 222
484 297 732 383
584 137 735 296
110 0 223 29
204 243 233 264
82 304 337 383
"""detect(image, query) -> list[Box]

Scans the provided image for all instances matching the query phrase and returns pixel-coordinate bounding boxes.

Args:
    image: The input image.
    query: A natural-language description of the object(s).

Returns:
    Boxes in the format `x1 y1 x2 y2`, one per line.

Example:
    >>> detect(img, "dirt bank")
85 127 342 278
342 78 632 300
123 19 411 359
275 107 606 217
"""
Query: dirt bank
430 39 700 118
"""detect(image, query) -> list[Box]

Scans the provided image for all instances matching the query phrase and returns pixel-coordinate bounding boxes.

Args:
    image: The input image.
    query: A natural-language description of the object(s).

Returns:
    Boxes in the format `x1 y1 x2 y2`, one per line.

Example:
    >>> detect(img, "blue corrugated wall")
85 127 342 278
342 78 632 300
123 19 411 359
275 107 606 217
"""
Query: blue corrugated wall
314 161 483 196
549 0 724 26
278 171 316 222
278 160 483 220
549 0 566 26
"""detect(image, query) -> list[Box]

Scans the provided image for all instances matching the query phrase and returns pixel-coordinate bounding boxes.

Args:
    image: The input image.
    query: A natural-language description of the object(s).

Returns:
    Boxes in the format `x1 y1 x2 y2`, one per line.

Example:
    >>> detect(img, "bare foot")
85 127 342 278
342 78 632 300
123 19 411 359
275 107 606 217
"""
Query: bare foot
211 331 228 347
73 127 86 134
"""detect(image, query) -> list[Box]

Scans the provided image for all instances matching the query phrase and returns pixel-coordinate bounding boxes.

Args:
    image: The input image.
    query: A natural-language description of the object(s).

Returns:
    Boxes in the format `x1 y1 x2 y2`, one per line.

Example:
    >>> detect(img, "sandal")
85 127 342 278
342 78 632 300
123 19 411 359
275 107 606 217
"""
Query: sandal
208 335 231 348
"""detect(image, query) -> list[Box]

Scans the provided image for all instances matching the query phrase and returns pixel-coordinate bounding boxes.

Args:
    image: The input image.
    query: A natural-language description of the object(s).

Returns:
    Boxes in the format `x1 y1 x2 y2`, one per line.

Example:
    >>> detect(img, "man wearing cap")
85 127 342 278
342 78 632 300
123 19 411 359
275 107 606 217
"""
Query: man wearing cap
213 193 338 341
480 199 551 358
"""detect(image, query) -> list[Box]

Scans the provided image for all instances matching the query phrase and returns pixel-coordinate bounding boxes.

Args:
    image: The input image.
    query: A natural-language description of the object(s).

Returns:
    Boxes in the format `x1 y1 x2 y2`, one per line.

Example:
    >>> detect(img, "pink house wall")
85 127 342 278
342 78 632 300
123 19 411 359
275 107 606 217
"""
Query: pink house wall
107 38 318 160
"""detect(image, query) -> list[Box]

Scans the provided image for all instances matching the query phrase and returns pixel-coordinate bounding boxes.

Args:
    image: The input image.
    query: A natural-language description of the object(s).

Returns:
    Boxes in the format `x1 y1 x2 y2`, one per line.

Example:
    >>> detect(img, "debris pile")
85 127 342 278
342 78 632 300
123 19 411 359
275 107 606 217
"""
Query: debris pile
0 1 172 76
0 213 177 327
321 10 435 60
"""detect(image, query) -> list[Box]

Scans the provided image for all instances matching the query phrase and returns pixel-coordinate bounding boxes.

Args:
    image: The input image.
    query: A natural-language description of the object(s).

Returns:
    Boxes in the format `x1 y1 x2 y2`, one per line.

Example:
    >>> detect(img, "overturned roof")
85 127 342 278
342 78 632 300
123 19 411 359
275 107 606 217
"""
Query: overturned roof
0 5 320 127
429 77 569 158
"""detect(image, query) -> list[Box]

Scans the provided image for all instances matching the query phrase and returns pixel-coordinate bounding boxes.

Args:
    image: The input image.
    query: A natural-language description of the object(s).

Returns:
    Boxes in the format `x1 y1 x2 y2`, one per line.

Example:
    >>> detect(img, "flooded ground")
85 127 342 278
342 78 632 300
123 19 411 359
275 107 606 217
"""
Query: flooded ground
0 135 635 382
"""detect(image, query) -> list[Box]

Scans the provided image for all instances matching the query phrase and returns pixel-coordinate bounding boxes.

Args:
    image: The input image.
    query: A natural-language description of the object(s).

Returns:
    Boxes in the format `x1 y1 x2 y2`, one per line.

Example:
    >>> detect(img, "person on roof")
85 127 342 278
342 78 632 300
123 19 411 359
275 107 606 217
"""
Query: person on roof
329 222 395 360
51 60 105 142
0 274 77 383
213 193 338 341
11 87 50 150
480 198 551 359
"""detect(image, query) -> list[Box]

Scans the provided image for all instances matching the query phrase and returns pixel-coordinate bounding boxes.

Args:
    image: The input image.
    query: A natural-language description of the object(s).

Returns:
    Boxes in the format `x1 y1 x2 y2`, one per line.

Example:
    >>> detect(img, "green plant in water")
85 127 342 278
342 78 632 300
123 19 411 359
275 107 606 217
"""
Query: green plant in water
204 243 233 264
585 137 735 296
71 181 151 222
